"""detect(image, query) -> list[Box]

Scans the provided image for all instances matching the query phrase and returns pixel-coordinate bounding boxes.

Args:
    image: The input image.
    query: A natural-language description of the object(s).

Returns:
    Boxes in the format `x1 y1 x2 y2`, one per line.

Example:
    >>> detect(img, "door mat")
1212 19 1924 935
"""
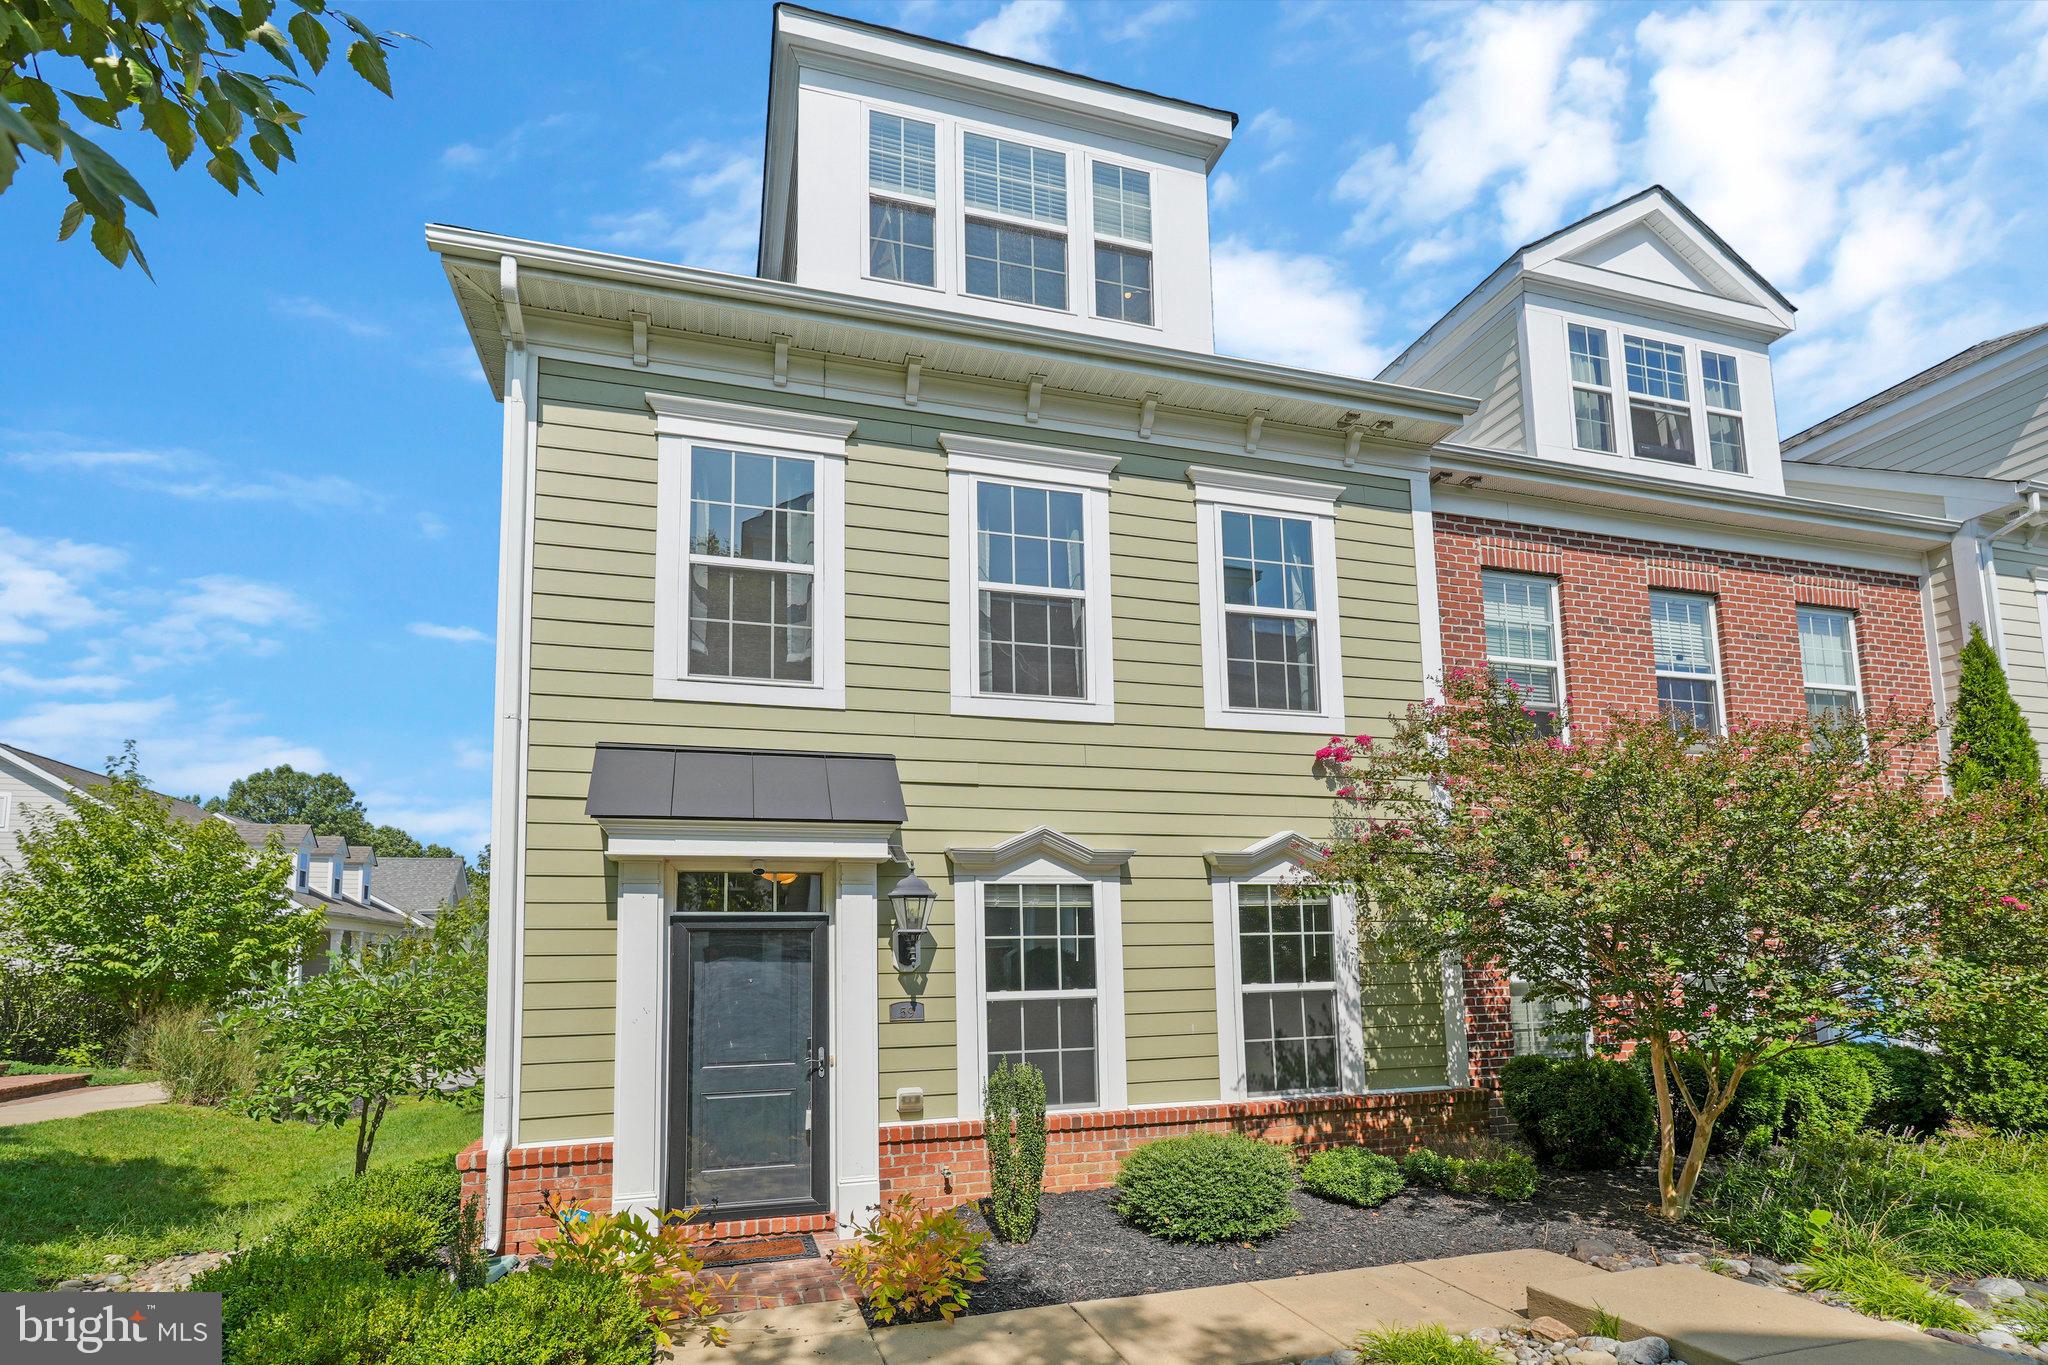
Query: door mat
698 1234 817 1268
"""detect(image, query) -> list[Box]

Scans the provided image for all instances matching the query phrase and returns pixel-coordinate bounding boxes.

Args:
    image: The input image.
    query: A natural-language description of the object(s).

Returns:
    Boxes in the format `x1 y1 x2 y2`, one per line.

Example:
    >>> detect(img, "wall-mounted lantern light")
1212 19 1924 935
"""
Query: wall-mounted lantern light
885 869 936 972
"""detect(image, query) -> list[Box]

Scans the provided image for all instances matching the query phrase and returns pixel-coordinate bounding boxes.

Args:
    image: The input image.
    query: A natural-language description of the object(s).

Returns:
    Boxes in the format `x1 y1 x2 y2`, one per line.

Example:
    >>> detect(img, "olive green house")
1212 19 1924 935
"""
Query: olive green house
436 5 1487 1253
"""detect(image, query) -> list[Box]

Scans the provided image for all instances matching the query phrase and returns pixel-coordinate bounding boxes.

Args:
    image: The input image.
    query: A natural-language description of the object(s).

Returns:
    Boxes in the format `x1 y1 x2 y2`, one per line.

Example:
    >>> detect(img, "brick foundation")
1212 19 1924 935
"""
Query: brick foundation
878 1087 1488 1204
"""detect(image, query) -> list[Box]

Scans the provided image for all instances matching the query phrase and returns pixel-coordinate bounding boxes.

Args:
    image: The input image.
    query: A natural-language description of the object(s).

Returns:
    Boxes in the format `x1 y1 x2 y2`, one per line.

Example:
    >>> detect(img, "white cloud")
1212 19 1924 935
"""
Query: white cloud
6 432 377 508
5 696 328 799
1339 2 1624 246
438 113 577 177
964 0 1067 63
0 527 122 645
129 576 309 670
1210 171 1243 210
589 141 761 275
1105 0 1187 44
1247 109 1298 143
409 622 490 645
416 512 449 540
0 665 126 694
271 295 389 340
358 789 493 859
452 738 492 772
1211 237 1386 377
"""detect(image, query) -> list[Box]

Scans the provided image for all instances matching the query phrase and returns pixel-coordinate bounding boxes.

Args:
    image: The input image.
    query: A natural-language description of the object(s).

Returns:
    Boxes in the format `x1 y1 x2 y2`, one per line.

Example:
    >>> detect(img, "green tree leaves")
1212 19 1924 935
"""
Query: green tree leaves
203 764 459 860
0 0 406 273
1950 624 2043 796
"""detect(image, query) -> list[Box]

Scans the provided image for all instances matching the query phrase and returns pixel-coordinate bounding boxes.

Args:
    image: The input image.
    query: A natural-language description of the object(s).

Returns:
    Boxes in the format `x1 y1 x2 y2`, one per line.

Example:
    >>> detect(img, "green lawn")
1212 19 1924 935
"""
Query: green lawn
3 1060 155 1088
0 1100 479 1290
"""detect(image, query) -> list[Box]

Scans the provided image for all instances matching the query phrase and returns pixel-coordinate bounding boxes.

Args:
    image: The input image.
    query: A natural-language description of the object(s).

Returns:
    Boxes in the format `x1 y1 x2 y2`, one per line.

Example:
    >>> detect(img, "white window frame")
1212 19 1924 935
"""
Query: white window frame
1190 466 1346 734
952 831 1129 1119
650 393 852 708
1508 976 1587 1059
943 432 1117 723
1649 590 1726 736
1087 156 1157 330
862 104 941 294
1700 349 1748 474
956 122 1073 317
1797 605 1863 720
0 791 11 831
1565 322 1617 455
1482 569 1566 731
1209 833 1364 1102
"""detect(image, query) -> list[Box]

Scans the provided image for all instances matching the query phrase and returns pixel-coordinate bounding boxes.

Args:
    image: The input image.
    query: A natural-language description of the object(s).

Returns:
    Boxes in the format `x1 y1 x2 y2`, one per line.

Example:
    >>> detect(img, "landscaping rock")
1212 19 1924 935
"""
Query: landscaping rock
1560 1350 1618 1365
1779 1263 1815 1281
1530 1317 1577 1342
1616 1339 1670 1365
1977 1277 2029 1301
60 1250 233 1293
1580 1338 1622 1354
1574 1237 1619 1263
1977 1328 2022 1350
1928 1329 1981 1346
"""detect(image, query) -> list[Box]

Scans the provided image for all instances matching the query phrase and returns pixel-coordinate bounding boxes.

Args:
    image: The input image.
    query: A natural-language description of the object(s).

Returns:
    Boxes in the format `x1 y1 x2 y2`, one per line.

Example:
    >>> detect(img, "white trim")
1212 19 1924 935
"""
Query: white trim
950 831 1128 1120
593 819 896 863
1208 833 1364 1103
0 791 11 832
649 395 851 709
944 436 1117 723
1794 604 1864 718
1648 589 1726 734
1480 569 1566 725
1191 469 1346 734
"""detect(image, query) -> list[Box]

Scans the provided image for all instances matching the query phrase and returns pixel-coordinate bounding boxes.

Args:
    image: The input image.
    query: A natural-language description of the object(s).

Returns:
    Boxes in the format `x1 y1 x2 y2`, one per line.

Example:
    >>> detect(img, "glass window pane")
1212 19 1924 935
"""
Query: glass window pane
1797 608 1856 690
1649 593 1715 674
869 200 936 286
869 112 936 199
1572 388 1615 453
1624 335 1688 400
963 132 1065 225
1657 677 1722 736
1630 402 1695 464
1482 571 1556 666
1224 615 1318 711
689 565 814 682
1707 412 1747 473
1702 351 1742 410
1568 324 1609 386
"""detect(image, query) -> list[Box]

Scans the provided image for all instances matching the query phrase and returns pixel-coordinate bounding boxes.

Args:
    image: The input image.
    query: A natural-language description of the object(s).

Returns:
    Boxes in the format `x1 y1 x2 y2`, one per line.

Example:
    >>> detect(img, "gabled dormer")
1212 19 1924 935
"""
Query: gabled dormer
1382 187 1797 496
341 845 376 903
758 4 1235 353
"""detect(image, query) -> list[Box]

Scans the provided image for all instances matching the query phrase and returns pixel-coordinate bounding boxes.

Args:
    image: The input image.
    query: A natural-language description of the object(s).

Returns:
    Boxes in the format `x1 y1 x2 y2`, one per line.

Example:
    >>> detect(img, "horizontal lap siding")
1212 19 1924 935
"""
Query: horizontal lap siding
516 357 1438 1144
1995 542 2048 769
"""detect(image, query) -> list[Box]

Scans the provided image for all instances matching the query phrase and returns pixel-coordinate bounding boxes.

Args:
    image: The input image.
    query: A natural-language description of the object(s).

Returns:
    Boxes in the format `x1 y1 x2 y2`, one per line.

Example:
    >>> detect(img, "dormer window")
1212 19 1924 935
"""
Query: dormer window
1623 335 1695 465
867 112 936 287
1091 162 1152 325
962 132 1068 309
1567 324 1615 454
1700 351 1747 473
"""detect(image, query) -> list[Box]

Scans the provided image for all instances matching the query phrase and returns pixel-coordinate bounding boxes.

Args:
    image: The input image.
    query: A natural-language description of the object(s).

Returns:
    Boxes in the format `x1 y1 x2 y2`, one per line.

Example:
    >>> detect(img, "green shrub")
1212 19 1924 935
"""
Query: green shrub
195 1244 452 1365
1502 1055 1654 1170
388 1266 654 1365
1114 1134 1296 1242
303 1156 463 1245
0 964 127 1064
1300 1147 1405 1208
1942 1043 2048 1136
1854 1043 1950 1135
1650 1046 1877 1154
1801 1221 1983 1333
294 1207 445 1276
1400 1141 1537 1202
129 1004 258 1106
1355 1323 1498 1364
833 1195 987 1324
982 1059 1046 1242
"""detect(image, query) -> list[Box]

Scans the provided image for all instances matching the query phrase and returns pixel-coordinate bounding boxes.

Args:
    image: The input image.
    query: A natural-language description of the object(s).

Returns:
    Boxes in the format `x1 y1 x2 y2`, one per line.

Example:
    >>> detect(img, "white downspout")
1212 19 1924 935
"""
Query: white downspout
482 257 532 1254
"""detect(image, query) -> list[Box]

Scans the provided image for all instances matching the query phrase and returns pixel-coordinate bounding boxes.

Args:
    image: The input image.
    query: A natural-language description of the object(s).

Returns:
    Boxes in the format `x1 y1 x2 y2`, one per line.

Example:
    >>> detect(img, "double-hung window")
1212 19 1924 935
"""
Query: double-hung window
1191 467 1345 733
867 111 937 287
1700 350 1747 473
1091 161 1153 325
1797 607 1862 722
1649 590 1723 735
944 434 1117 721
1482 571 1563 734
1624 335 1696 465
1236 884 1340 1095
984 883 1098 1107
1510 979 1580 1058
1567 324 1616 453
962 131 1068 310
650 394 851 707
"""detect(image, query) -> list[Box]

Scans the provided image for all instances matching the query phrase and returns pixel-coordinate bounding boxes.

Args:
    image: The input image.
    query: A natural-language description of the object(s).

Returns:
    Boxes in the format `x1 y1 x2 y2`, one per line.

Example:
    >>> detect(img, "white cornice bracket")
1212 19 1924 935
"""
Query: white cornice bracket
1139 393 1158 440
1245 408 1267 454
904 355 922 407
1026 373 1046 424
1343 422 1362 467
630 311 649 368
497 254 525 347
772 333 792 387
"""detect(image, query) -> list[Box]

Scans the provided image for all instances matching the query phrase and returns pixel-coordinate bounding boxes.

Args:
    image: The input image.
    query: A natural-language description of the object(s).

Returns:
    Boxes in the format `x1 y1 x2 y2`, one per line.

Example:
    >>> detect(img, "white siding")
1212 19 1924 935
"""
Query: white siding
1430 311 1524 451
0 760 72 870
1994 540 2048 769
1844 371 2048 479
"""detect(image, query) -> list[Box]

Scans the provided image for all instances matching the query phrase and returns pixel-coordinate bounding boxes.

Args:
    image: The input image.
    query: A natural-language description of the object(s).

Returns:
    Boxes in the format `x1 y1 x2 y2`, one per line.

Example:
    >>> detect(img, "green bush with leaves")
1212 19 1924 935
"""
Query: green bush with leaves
1300 1147 1405 1208
0 961 127 1064
388 1267 655 1365
1355 1324 1499 1365
833 1195 988 1324
1400 1142 1538 1202
1648 1045 1879 1155
1114 1133 1296 1242
535 1196 731 1351
194 1242 452 1365
1501 1054 1654 1170
1950 625 2042 795
1853 1043 1950 1135
982 1059 1046 1242
304 1156 465 1246
128 1004 259 1106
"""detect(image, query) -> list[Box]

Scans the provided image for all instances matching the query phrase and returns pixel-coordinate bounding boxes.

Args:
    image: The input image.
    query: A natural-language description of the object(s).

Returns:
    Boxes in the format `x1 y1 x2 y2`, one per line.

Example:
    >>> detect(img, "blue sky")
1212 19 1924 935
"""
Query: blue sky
3 0 2045 857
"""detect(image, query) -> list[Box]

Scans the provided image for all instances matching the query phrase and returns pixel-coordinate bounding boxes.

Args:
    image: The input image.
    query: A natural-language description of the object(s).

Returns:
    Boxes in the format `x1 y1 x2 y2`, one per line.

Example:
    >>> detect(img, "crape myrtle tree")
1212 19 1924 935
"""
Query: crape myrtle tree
1313 669 2020 1219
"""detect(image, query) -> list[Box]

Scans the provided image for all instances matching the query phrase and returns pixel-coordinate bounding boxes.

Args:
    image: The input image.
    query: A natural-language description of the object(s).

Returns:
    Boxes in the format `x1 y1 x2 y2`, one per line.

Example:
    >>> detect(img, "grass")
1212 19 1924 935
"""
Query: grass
1588 1305 1627 1338
3 1060 155 1088
0 1100 478 1290
2004 1295 2048 1345
1355 1324 1498 1365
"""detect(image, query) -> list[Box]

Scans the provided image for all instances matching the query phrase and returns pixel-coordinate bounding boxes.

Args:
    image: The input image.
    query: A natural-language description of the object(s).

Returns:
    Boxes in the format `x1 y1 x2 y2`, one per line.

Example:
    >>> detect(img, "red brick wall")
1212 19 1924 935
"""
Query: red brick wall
1434 515 1938 771
879 1089 1489 1204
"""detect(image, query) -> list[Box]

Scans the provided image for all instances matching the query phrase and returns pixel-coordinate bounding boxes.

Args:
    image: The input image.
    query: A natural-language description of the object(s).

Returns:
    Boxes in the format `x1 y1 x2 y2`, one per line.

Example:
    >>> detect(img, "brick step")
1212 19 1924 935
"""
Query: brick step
0 1072 90 1102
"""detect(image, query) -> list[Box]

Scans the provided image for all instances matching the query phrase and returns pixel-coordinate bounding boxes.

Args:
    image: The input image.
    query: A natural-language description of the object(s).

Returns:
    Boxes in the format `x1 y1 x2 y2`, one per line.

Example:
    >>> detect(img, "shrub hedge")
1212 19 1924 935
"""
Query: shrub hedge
1400 1143 1538 1201
1114 1133 1296 1242
1299 1147 1405 1207
387 1267 652 1365
1853 1043 1951 1136
1647 1045 1879 1154
1500 1055 1654 1170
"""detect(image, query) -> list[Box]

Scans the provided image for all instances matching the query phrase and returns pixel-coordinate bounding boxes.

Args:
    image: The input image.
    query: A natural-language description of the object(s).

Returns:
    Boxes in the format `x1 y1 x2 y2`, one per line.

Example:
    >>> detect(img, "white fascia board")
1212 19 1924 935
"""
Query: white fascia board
596 820 897 863
1523 265 1786 340
1523 197 1794 333
424 226 1477 432
1784 462 2021 521
0 749 84 799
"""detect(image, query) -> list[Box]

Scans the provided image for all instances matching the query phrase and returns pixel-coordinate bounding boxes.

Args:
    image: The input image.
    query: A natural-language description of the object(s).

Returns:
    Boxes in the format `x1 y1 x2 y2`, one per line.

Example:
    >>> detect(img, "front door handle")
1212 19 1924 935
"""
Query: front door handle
813 1045 827 1077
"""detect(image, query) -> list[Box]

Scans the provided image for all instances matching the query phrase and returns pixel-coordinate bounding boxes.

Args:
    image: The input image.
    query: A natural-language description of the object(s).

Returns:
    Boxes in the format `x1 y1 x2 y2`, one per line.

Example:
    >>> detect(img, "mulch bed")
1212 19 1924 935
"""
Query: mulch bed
959 1166 1718 1316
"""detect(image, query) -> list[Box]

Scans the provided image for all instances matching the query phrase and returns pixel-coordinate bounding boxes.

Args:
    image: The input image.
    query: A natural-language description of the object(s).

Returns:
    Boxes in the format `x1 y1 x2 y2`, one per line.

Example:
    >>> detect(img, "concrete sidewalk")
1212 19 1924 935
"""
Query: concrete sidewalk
0 1082 167 1127
670 1247 2000 1365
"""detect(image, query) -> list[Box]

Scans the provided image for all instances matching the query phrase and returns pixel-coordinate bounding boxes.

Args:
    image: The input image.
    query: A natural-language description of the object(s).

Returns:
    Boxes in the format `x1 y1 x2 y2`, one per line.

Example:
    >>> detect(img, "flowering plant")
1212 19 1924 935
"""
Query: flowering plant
536 1194 734 1349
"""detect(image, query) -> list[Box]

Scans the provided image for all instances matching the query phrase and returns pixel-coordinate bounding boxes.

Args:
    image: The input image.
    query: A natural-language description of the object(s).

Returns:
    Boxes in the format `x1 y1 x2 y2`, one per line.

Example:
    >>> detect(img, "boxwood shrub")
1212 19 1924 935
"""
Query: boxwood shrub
388 1267 653 1365
1114 1133 1296 1241
1649 1046 1880 1154
1299 1147 1405 1208
1401 1143 1538 1201
1501 1054 1654 1170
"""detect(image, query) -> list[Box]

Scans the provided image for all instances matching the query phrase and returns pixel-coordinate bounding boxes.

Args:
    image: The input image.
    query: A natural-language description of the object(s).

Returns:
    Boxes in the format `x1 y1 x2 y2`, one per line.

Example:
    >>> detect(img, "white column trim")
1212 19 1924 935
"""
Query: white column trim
832 863 882 1230
610 860 668 1218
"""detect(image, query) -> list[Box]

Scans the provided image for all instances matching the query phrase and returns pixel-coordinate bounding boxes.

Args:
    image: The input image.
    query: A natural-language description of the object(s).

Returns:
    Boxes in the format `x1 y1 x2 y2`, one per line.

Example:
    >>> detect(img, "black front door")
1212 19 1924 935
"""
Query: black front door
667 914 830 1220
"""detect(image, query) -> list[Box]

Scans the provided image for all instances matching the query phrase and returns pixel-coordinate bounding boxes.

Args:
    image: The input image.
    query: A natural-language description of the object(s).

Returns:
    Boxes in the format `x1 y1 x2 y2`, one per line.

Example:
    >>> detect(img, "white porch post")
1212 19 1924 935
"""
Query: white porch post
833 862 882 1231
611 859 667 1216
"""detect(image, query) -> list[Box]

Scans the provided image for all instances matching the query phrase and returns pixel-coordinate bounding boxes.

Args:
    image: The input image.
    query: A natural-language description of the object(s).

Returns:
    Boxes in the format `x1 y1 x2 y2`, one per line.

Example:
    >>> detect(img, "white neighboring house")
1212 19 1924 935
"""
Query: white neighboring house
0 743 445 974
